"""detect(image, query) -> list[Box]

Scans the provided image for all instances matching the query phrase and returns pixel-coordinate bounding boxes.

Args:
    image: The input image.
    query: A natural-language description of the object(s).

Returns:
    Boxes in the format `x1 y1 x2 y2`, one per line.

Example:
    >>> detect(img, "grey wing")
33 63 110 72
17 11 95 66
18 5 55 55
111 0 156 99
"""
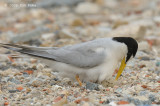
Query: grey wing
46 46 106 68
0 43 106 68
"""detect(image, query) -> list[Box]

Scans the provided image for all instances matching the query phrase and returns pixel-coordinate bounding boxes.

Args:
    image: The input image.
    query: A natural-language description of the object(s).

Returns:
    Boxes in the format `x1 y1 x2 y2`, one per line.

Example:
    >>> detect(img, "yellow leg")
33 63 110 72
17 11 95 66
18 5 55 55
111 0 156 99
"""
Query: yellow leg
75 74 82 86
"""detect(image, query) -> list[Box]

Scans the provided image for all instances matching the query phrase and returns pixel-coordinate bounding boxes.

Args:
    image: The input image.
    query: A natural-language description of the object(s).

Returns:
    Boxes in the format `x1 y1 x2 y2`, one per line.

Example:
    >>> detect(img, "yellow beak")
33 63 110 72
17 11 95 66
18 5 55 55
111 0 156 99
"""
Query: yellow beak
115 57 126 80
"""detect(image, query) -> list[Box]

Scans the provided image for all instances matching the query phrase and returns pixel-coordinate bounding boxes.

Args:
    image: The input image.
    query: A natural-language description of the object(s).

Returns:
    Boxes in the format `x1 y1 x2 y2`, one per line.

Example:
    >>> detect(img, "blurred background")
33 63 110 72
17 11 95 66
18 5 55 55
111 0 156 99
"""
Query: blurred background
0 0 160 51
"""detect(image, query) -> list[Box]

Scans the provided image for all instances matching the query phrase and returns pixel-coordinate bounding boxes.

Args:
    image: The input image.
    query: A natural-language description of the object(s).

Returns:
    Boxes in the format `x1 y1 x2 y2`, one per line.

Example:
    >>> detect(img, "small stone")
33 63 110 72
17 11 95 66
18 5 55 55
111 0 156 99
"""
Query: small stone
122 80 127 84
30 58 37 63
138 41 150 51
26 87 31 93
31 80 42 87
113 20 128 29
82 102 90 106
8 90 19 93
52 85 62 90
53 98 68 106
156 61 160 67
31 64 37 69
23 73 29 77
8 78 21 84
75 2 100 14
59 29 77 39
36 63 44 71
130 76 137 80
135 85 143 91
74 99 81 104
11 27 49 43
106 88 110 91
101 78 115 87
115 88 122 93
140 56 150 61
0 55 9 62
72 19 84 26
148 94 156 102
139 64 146 68
117 101 129 105
139 91 147 96
24 70 33 75
41 33 55 41
30 90 41 97
62 78 72 85
4 102 9 106
86 82 99 90
11 62 17 66
141 85 148 89
53 96 62 103
134 96 149 101
16 86 24 91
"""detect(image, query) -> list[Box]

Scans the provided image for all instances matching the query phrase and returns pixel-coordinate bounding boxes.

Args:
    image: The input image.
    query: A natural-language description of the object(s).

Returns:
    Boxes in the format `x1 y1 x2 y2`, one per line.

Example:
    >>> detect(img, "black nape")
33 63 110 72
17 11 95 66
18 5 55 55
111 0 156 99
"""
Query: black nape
112 37 138 62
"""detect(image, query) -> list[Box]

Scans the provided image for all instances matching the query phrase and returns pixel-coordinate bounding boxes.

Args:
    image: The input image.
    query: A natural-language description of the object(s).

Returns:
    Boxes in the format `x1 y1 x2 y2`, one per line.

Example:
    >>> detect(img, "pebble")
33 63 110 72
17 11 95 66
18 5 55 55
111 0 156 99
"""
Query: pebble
36 63 44 71
138 41 150 51
30 58 37 64
10 27 50 43
41 33 55 41
72 19 84 26
140 56 150 61
0 55 9 62
115 88 122 93
122 80 127 84
59 29 77 39
139 91 147 96
148 94 156 102
62 78 72 85
101 78 116 87
86 82 99 91
8 78 21 84
156 61 160 67
8 90 19 93
23 73 29 77
75 2 100 14
31 80 43 87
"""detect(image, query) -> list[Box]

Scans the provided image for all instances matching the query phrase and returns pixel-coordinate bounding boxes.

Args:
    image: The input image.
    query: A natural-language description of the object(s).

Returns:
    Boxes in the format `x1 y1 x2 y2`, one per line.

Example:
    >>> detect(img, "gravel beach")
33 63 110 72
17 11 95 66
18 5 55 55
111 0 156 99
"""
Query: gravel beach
0 0 160 106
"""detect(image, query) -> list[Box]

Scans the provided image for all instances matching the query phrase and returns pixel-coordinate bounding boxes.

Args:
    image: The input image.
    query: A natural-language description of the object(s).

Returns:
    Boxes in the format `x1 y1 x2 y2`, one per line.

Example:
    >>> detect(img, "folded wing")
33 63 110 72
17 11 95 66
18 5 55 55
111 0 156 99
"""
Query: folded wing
0 43 106 68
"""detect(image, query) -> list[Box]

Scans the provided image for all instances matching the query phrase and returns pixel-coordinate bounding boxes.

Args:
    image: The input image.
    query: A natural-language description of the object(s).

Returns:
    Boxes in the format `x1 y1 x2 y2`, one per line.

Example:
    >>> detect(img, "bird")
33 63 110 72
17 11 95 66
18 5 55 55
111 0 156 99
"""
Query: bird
0 37 138 86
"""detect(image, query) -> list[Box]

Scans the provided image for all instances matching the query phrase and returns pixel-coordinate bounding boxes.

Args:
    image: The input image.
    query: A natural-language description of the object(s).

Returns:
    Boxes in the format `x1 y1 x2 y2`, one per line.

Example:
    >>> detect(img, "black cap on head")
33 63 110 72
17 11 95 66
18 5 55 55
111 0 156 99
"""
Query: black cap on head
113 37 138 63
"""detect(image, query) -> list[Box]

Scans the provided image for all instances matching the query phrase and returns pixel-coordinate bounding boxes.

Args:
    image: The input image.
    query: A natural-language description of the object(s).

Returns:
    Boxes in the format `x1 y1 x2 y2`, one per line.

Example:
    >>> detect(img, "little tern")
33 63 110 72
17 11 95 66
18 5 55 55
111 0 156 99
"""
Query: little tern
0 37 138 86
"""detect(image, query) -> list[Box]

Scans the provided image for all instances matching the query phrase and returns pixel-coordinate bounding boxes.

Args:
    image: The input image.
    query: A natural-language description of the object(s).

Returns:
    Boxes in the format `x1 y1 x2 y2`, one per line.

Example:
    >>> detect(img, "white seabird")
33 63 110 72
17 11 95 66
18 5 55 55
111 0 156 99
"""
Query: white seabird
0 37 138 86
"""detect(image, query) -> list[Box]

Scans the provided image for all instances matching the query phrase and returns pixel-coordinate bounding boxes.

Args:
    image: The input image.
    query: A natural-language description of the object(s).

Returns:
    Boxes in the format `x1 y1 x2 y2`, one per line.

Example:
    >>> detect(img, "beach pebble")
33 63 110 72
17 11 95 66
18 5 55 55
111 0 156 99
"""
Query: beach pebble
30 90 41 97
156 61 160 67
31 80 43 87
138 41 150 51
30 58 37 63
86 82 99 90
8 78 21 84
8 90 19 93
75 2 100 14
140 56 150 61
0 55 9 62
59 29 77 39
41 33 55 41
36 63 44 71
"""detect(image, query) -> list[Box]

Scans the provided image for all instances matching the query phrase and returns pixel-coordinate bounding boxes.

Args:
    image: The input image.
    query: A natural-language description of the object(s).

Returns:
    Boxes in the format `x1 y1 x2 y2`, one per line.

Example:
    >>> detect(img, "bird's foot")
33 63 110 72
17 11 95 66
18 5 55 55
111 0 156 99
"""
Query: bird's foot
75 74 82 86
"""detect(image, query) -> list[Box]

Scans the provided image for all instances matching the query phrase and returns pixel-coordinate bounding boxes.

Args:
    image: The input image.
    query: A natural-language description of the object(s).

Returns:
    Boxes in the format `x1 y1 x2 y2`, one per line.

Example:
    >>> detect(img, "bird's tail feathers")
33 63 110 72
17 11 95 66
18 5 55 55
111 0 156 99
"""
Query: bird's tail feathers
0 43 57 60
0 43 22 51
